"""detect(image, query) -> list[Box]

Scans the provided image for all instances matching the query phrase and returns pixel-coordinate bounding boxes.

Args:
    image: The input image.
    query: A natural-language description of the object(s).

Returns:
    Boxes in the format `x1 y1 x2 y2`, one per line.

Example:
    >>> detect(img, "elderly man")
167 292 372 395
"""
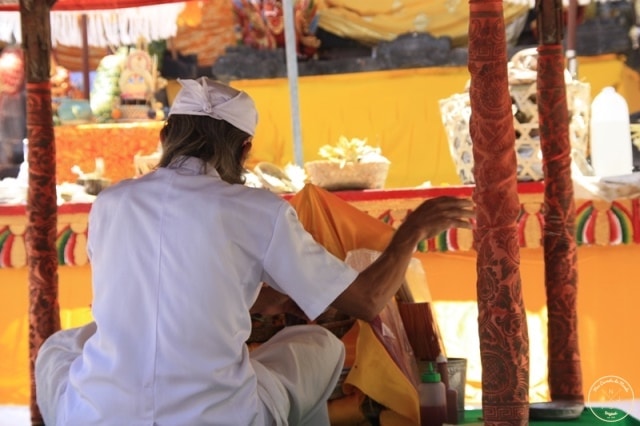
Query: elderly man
35 77 474 425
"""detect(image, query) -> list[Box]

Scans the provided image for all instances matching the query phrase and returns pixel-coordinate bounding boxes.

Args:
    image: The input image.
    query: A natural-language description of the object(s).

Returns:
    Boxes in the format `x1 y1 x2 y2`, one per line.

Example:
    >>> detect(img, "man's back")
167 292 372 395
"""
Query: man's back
62 158 285 425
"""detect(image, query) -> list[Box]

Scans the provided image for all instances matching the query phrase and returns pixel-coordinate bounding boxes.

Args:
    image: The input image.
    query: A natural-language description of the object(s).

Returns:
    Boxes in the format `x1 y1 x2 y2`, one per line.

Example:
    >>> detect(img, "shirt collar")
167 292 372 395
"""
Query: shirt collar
167 156 221 178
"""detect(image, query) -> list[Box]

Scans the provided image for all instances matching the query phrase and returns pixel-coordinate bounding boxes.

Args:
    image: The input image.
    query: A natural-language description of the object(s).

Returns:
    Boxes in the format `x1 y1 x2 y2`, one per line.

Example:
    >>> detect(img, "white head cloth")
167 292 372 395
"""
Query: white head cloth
168 77 258 136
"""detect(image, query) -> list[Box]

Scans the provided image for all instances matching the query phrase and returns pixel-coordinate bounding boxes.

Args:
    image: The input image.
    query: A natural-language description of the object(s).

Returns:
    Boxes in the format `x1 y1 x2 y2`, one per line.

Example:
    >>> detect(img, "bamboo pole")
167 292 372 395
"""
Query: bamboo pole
283 0 304 166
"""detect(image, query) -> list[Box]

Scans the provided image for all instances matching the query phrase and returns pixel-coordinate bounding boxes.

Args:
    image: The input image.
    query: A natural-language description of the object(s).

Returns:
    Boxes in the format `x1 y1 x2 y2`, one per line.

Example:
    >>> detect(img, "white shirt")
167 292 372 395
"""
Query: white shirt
58 157 358 425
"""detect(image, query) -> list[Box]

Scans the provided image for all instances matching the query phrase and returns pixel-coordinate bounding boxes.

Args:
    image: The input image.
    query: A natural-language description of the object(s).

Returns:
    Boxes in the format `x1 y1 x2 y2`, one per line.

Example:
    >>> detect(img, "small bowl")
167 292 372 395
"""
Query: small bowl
77 178 111 196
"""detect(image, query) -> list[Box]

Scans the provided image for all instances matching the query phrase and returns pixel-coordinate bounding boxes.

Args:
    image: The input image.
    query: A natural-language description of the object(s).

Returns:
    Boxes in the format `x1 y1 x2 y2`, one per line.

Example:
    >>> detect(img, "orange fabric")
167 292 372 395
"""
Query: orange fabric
289 184 394 257
54 122 163 184
289 184 420 425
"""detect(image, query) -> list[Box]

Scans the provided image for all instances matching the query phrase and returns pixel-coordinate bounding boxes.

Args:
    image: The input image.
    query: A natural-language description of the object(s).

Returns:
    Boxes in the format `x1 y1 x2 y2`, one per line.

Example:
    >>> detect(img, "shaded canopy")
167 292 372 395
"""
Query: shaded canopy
0 1 187 51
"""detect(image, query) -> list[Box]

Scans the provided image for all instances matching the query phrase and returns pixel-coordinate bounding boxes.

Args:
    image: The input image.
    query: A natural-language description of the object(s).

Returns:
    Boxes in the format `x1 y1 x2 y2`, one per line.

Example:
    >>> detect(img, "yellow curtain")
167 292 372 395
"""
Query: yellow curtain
230 55 640 190
316 0 530 46
233 67 468 189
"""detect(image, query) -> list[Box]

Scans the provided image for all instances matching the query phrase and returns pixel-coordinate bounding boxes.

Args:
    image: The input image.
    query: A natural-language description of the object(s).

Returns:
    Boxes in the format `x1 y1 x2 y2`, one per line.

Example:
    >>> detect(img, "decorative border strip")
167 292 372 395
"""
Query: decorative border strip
0 212 89 268
1 184 639 268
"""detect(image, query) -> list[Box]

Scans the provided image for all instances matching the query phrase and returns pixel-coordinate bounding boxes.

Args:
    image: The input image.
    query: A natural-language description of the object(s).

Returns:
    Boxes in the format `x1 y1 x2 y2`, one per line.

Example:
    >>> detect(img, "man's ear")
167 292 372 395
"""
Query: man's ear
240 139 253 164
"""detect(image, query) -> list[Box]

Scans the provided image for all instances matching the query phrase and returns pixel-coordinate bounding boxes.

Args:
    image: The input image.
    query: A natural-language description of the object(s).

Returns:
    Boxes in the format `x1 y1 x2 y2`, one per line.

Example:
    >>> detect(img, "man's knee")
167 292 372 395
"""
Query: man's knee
305 324 345 362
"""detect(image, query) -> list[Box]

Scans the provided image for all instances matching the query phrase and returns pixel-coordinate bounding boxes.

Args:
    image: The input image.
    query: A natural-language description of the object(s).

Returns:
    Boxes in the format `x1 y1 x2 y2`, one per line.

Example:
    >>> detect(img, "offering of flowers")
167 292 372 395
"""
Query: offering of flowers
318 136 388 167
305 136 390 191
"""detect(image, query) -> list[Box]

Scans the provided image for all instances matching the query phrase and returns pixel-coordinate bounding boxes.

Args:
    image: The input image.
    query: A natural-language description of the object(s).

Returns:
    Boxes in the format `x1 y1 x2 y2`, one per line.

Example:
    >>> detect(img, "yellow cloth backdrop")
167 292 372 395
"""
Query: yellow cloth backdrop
231 67 469 189
228 55 640 189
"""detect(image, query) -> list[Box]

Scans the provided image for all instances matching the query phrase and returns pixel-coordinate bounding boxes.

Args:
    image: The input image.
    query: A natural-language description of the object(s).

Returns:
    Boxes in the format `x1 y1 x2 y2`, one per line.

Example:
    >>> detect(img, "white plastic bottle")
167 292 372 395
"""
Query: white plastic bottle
589 86 633 178
419 362 447 426
16 138 28 186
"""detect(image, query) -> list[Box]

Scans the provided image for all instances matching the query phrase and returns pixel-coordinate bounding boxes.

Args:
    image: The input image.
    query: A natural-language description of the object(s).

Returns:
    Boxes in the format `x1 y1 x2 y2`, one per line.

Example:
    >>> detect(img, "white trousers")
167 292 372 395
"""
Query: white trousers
35 322 345 426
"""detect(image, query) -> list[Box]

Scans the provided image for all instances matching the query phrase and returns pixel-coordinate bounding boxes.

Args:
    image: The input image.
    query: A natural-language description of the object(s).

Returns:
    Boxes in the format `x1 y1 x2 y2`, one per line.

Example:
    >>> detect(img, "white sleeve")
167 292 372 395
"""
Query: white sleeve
261 203 359 321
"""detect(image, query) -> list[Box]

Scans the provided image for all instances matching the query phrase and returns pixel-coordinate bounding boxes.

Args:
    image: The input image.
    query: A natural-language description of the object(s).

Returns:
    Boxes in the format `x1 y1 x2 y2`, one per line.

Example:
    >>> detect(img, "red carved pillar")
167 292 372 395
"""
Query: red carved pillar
536 0 584 403
20 0 61 424
468 0 530 424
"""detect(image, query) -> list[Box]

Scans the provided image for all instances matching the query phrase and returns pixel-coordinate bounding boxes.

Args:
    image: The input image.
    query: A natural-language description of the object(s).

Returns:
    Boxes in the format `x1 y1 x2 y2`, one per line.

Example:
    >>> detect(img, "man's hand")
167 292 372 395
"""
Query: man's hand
398 196 475 244
332 196 475 322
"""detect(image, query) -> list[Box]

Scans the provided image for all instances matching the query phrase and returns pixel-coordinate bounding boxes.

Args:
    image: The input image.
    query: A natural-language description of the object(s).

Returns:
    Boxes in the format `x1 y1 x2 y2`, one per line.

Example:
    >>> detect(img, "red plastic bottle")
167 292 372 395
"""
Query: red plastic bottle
419 362 447 426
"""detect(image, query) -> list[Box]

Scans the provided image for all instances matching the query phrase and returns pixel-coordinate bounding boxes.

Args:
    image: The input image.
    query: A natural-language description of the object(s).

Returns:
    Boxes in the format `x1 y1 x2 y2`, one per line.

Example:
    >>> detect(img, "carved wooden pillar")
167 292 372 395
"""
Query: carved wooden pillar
468 0 530 424
536 0 584 403
19 0 61 424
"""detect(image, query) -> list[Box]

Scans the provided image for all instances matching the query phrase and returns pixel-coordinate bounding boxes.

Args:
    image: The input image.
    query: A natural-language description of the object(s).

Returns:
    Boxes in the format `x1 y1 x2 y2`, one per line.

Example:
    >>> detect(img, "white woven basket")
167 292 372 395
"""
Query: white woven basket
439 80 591 184
304 160 390 191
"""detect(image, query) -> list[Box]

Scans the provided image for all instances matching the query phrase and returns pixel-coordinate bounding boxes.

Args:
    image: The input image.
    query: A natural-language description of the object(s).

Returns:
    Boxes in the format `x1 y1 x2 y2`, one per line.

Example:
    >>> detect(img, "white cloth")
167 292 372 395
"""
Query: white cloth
37 323 344 426
36 156 358 425
250 325 346 426
169 77 258 136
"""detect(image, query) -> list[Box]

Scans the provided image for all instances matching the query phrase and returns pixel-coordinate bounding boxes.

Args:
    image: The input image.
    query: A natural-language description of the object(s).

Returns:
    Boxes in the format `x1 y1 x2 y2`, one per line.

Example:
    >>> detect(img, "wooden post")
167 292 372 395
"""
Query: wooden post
566 0 578 78
81 13 91 100
19 0 61 424
468 0 530 424
536 0 584 404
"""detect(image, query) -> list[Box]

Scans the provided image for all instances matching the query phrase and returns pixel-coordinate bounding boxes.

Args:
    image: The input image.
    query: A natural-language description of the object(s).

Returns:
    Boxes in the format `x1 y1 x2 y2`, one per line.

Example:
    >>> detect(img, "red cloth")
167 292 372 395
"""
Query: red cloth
468 0 530 424
0 0 182 11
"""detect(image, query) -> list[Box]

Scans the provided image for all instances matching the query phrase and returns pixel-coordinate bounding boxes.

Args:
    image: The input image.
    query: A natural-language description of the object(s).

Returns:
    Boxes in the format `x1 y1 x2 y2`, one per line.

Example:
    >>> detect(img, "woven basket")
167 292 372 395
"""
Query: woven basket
439 80 591 184
305 160 390 190
119 104 151 121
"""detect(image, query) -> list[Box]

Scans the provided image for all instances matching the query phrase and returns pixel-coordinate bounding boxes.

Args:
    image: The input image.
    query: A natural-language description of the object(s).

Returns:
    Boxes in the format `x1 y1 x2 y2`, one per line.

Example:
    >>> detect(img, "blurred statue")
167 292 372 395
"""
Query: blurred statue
234 0 321 59
0 46 26 178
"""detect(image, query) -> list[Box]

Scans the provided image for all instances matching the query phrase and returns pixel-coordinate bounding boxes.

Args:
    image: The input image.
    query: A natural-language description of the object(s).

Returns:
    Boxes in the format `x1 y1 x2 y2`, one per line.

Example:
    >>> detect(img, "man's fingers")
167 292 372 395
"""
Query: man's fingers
450 218 475 230
446 207 476 219
421 196 475 214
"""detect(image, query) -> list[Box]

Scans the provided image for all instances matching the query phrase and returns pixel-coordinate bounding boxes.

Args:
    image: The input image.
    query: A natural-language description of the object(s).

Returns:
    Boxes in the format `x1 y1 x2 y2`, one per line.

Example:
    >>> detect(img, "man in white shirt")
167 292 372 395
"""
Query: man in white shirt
35 77 474 425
